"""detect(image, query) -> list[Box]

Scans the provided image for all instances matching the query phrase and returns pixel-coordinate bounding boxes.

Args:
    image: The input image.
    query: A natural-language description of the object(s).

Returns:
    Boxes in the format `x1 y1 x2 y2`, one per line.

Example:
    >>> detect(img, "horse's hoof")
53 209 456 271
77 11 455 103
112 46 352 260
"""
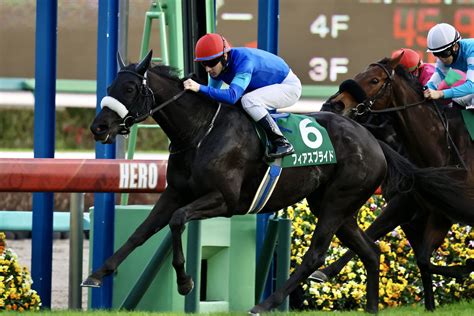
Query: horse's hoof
178 275 194 295
308 270 328 283
81 276 102 288
249 305 265 316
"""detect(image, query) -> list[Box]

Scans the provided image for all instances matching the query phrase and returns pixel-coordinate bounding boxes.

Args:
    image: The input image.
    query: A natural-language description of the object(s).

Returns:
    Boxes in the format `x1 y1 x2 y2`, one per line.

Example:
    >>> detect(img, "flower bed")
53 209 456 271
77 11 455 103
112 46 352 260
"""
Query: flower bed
285 196 474 310
0 232 41 311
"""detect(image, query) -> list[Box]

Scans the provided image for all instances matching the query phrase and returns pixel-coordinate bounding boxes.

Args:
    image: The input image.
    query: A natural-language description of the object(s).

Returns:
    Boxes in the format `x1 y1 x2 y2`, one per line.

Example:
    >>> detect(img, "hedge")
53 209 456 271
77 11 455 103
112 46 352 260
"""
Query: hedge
285 196 473 311
0 108 169 151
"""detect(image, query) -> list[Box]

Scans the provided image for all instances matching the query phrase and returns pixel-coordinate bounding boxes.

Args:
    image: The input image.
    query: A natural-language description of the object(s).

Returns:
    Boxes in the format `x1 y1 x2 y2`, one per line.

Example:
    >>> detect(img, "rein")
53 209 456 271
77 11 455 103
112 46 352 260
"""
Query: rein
352 62 467 170
367 99 427 114
134 90 186 123
352 63 393 116
168 103 222 155
116 69 186 132
352 63 425 115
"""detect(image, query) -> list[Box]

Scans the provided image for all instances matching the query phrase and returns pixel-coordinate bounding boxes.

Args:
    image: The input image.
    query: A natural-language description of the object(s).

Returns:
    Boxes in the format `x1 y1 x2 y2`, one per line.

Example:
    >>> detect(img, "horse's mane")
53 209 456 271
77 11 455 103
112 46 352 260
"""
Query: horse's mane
149 64 183 82
378 58 424 98
147 63 223 106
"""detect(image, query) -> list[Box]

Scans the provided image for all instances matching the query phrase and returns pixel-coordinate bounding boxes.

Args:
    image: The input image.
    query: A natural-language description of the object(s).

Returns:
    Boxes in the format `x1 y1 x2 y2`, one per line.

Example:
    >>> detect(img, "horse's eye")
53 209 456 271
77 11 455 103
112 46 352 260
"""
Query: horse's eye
127 87 134 93
371 78 379 84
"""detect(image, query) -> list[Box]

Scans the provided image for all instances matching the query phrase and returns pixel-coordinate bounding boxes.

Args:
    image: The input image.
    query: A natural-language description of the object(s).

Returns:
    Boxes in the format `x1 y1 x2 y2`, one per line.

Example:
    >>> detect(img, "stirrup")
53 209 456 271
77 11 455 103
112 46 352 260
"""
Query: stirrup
267 143 294 159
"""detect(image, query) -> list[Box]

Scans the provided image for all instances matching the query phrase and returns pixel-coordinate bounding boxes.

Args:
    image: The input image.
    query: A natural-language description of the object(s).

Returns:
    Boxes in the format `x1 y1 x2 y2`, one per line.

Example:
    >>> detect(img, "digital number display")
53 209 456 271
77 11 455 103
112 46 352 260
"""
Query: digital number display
217 0 474 86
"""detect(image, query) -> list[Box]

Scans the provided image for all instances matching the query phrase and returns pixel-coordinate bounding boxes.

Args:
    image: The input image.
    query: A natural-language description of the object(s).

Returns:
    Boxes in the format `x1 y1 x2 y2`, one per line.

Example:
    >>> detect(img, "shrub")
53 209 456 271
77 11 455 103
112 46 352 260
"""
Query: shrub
285 196 474 311
0 232 41 311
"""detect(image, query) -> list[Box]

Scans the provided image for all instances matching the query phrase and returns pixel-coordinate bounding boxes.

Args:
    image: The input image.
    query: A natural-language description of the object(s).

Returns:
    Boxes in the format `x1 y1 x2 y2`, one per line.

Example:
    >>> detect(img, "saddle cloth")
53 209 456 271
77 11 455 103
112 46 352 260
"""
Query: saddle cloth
461 110 474 141
247 113 337 214
266 112 337 168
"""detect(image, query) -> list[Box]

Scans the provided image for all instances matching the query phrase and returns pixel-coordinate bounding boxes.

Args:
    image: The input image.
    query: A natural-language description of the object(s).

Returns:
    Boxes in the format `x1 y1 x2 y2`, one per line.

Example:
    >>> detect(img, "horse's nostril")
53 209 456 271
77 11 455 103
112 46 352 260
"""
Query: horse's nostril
90 124 109 135
334 101 345 112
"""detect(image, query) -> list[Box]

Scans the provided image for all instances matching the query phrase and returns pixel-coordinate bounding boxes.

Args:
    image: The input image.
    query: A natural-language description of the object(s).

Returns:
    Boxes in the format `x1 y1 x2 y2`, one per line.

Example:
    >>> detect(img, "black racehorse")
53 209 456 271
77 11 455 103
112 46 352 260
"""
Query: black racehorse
316 53 474 310
83 51 470 314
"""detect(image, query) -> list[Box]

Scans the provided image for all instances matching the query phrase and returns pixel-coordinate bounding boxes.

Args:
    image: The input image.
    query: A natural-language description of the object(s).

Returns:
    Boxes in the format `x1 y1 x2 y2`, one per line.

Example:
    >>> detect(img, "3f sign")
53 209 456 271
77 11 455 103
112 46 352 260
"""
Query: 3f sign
309 57 348 82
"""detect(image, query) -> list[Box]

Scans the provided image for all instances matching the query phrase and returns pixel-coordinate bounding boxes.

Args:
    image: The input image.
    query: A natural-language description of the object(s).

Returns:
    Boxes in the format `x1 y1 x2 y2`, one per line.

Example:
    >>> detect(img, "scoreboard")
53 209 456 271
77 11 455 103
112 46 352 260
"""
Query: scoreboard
217 0 474 86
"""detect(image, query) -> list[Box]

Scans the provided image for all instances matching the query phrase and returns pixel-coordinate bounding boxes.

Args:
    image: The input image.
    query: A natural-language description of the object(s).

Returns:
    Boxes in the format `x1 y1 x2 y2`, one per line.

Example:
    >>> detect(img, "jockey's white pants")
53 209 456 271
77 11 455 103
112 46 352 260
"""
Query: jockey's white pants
241 70 302 121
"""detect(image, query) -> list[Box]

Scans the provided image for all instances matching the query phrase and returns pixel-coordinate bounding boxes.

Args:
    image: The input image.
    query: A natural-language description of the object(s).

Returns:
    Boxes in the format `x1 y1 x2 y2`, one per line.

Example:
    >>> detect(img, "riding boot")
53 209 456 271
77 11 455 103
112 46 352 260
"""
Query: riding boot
257 113 294 159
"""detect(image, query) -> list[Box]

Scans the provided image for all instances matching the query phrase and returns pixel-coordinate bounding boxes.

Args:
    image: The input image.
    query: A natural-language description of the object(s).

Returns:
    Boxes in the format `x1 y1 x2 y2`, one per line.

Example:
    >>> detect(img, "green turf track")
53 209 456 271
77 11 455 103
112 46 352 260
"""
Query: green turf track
3 300 473 316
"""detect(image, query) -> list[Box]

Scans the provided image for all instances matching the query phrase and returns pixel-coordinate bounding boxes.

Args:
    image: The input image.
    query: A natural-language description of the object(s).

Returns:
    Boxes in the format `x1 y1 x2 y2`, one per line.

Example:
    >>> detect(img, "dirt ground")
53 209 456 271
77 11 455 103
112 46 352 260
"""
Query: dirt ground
6 237 90 310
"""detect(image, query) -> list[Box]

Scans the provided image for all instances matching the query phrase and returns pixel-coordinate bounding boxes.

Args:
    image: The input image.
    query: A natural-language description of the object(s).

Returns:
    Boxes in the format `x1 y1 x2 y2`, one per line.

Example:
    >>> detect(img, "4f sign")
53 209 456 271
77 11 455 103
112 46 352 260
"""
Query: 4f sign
119 163 158 189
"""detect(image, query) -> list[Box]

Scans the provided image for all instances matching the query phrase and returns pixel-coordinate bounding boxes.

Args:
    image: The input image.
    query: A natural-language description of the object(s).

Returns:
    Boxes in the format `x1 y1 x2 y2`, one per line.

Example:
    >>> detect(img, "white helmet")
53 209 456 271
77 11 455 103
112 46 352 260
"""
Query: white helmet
426 23 461 52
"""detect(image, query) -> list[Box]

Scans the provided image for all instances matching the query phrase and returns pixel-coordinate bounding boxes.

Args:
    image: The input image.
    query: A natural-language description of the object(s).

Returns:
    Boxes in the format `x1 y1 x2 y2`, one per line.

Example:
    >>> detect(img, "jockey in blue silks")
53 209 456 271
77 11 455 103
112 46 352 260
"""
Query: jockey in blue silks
423 23 474 110
183 33 302 159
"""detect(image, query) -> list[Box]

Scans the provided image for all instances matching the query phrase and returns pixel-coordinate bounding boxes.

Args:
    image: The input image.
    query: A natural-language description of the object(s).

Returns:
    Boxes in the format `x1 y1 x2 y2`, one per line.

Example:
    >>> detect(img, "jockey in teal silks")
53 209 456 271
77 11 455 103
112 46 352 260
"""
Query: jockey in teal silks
423 23 474 110
183 33 302 159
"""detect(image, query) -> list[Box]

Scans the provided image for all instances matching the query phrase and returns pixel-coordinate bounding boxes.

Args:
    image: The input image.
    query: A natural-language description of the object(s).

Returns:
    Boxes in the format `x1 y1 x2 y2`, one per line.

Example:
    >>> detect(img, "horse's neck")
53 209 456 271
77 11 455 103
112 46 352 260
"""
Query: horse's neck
392 92 450 167
152 92 218 148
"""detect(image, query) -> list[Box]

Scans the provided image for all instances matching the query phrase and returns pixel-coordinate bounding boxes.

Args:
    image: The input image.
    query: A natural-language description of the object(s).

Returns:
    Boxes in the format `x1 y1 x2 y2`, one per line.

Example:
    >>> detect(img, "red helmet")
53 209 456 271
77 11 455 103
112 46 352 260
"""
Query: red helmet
391 48 422 72
194 33 231 61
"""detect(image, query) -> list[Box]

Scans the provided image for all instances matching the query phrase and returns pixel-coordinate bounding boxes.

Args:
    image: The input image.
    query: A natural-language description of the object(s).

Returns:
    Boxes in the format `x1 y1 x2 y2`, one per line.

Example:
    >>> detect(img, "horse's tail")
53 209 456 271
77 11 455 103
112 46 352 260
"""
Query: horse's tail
378 140 474 225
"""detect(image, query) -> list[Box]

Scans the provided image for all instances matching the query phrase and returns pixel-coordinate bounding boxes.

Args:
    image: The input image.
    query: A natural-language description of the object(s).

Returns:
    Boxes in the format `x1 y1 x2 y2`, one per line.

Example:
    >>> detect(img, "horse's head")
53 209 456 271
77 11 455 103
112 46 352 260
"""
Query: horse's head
90 51 155 143
91 50 186 144
322 53 406 118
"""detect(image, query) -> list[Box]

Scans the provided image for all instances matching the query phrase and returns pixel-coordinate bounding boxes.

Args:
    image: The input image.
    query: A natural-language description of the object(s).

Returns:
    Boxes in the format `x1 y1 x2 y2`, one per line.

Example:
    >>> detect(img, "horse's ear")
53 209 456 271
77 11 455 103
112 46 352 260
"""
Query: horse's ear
390 50 404 68
136 50 153 75
117 52 126 70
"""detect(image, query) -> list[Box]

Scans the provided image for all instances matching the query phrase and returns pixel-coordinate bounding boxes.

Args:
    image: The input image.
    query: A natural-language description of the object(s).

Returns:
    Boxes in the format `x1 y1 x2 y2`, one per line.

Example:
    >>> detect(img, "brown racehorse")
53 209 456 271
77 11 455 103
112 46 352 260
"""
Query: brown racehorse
317 53 474 310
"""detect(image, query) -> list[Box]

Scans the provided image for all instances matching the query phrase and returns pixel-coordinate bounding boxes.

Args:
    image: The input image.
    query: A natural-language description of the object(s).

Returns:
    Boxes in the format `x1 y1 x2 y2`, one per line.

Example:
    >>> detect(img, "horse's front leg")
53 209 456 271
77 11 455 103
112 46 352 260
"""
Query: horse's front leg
168 191 229 295
82 188 184 287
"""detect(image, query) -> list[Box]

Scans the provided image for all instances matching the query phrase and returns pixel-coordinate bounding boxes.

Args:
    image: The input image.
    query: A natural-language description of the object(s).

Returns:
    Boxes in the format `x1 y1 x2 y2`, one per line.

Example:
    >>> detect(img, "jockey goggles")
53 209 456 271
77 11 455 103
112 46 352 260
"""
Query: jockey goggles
433 47 454 58
200 57 221 68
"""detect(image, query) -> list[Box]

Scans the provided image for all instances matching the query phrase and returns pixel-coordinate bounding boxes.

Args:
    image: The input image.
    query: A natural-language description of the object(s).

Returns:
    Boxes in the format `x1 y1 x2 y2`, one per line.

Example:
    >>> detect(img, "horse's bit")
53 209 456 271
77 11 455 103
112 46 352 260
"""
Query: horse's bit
116 69 222 155
351 63 427 116
351 63 467 170
350 63 394 116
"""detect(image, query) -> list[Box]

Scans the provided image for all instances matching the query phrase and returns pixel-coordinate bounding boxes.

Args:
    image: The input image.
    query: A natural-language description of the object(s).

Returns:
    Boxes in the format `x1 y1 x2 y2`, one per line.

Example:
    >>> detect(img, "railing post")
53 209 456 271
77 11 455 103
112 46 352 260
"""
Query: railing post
69 192 85 309
276 218 291 311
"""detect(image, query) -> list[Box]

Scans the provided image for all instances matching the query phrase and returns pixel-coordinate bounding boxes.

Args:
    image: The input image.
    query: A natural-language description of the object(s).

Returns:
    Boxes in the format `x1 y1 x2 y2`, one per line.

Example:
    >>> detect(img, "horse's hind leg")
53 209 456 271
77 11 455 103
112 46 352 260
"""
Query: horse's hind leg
335 218 380 314
402 213 453 311
168 191 228 296
311 194 413 282
250 197 380 314
82 189 182 287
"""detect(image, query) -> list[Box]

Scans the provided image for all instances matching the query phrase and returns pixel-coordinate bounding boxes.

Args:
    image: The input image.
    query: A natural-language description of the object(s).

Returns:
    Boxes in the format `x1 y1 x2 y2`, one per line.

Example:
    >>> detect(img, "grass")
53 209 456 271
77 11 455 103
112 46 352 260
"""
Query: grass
3 300 473 316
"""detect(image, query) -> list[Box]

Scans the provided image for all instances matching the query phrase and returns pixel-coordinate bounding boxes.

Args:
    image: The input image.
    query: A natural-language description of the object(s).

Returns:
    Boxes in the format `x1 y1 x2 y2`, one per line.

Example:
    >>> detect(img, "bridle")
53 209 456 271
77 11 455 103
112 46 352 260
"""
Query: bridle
351 63 426 116
348 62 468 170
114 69 186 134
109 68 221 155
